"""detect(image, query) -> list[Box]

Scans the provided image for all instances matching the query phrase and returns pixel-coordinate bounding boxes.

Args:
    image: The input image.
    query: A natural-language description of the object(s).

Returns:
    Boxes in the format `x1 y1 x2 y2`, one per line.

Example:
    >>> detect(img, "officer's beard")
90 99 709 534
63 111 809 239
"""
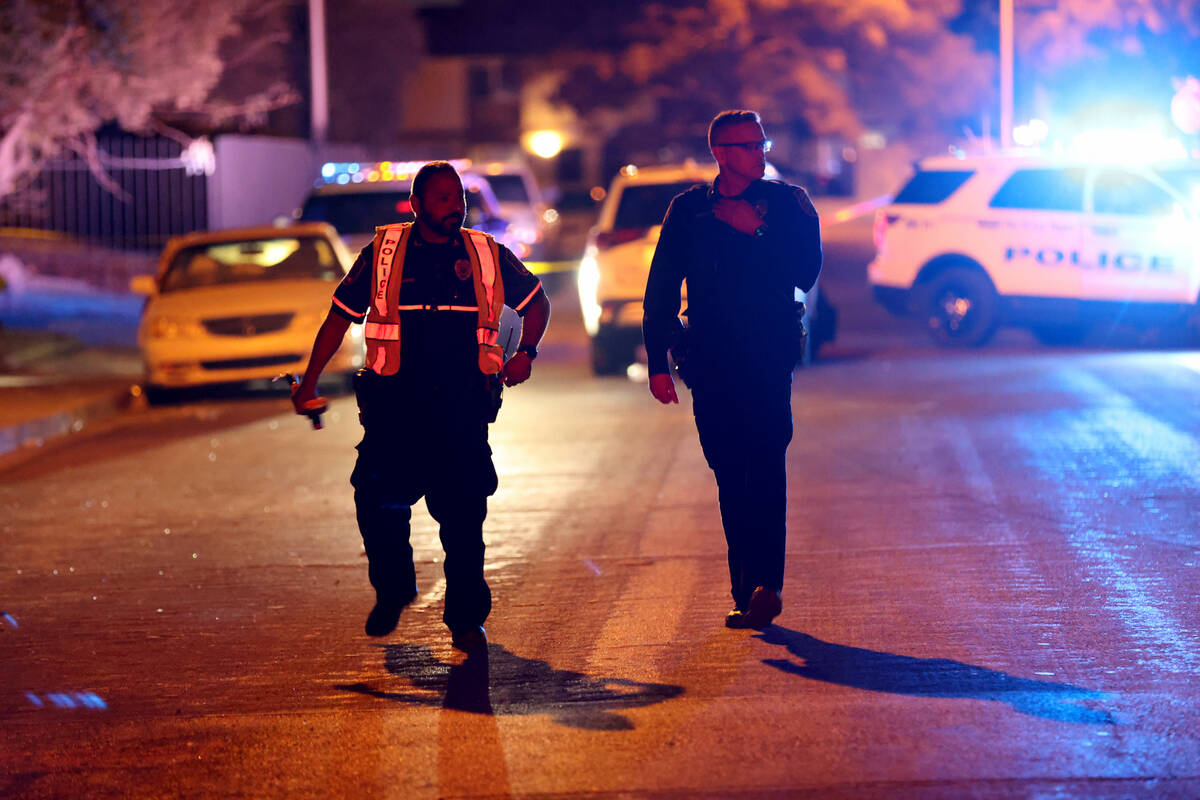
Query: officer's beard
415 212 464 240
436 213 464 236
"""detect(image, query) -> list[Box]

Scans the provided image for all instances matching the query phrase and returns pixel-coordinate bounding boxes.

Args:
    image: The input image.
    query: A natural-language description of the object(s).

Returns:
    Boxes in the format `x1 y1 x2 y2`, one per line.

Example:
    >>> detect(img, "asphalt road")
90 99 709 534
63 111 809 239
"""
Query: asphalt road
4 222 1199 798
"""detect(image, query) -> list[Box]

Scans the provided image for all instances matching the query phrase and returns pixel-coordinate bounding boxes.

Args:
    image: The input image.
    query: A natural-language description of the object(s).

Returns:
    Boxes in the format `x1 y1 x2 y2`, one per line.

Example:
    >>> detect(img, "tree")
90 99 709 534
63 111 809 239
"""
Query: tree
0 0 297 201
1011 0 1200 131
552 0 996 169
954 0 1200 135
1014 0 1200 68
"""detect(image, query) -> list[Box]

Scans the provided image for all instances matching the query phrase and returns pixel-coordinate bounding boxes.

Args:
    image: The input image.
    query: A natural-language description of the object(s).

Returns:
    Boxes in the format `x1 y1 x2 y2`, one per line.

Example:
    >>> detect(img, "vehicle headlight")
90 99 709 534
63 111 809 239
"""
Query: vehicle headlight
577 247 602 336
146 316 203 339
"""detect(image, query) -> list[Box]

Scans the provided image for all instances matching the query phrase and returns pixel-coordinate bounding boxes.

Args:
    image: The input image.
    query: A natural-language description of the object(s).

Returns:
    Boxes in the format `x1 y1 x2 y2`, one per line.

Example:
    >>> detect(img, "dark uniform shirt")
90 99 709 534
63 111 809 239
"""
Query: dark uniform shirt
642 177 822 377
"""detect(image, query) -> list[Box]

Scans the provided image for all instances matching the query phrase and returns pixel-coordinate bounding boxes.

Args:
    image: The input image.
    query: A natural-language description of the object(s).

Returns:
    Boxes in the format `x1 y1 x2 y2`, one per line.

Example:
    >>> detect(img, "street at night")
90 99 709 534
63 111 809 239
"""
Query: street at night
4 226 1199 797
4 0 1200 796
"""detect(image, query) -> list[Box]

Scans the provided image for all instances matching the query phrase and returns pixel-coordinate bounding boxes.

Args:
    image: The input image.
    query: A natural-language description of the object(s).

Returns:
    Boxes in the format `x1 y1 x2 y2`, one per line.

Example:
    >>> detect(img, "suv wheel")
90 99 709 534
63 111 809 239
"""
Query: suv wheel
590 337 629 375
920 266 998 347
590 327 637 375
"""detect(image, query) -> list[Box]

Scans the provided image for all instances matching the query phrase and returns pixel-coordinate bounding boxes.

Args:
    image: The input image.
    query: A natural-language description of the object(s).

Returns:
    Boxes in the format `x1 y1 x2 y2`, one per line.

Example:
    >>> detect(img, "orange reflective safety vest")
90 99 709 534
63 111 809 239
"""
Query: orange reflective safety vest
362 223 506 376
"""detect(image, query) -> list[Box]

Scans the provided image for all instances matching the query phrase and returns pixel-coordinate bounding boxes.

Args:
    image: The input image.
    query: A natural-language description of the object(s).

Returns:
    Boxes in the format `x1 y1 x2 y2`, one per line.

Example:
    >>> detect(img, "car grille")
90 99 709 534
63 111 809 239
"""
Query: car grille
200 354 303 371
202 313 294 337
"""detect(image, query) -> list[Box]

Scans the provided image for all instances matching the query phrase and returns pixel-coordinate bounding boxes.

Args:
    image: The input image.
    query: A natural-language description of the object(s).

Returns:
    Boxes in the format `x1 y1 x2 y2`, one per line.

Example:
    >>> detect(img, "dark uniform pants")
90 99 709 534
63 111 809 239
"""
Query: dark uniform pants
350 375 498 634
691 367 793 611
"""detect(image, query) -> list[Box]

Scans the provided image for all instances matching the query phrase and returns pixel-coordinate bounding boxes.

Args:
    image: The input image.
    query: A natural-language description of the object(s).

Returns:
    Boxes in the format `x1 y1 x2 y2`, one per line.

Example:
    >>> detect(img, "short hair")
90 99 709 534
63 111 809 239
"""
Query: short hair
708 110 762 151
411 160 461 202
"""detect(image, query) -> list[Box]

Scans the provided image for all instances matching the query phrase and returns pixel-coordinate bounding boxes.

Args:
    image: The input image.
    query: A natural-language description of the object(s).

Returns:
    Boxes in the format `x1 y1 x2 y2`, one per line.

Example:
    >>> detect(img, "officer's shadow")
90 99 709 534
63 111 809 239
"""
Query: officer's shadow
337 642 684 731
757 626 1116 725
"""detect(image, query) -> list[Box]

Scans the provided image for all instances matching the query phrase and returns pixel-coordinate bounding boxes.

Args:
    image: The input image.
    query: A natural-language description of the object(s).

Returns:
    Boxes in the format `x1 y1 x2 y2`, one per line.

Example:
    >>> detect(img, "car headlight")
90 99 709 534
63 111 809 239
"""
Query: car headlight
145 316 203 339
577 246 602 336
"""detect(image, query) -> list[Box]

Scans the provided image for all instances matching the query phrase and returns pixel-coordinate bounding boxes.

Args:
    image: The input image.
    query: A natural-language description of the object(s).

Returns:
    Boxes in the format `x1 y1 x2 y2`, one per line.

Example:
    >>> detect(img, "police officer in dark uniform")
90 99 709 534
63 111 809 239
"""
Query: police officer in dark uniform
292 161 550 652
642 110 821 630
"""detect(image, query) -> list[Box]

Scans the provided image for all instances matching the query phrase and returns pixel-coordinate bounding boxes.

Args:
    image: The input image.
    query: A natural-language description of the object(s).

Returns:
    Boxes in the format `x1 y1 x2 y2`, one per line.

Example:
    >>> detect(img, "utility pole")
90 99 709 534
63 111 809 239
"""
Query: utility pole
309 0 329 145
1000 0 1014 149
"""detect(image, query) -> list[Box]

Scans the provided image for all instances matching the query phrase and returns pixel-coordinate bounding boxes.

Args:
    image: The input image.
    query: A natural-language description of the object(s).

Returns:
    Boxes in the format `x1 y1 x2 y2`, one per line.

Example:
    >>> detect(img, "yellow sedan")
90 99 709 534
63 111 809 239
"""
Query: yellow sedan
131 222 363 400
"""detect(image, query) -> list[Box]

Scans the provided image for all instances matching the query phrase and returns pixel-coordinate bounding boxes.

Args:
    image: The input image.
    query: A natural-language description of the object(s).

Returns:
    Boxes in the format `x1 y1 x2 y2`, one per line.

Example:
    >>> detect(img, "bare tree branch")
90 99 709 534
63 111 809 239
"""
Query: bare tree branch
64 134 132 202
0 0 297 203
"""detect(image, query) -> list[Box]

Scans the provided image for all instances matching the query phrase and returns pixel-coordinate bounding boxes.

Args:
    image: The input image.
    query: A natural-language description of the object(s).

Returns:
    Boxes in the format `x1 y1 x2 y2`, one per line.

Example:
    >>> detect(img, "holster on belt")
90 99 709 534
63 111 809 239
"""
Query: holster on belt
791 300 808 365
353 366 503 426
668 316 694 389
353 367 371 426
484 374 503 423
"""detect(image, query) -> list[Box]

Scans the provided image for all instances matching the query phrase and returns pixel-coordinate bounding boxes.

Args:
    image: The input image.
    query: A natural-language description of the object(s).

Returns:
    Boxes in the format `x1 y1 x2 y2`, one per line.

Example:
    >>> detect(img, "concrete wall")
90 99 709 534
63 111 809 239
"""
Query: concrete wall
208 136 314 230
207 136 373 231
402 59 469 136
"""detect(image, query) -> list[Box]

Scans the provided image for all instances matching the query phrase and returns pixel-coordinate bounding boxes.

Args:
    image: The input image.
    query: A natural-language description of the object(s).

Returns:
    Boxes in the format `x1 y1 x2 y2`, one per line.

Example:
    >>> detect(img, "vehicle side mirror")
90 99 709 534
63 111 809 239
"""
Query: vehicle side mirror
130 275 157 295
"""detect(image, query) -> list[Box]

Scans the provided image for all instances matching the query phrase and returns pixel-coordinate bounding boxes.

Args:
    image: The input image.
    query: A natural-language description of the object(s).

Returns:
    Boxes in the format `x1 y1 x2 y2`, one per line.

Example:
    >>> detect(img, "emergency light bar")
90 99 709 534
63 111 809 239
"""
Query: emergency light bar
318 158 474 186
1068 129 1189 164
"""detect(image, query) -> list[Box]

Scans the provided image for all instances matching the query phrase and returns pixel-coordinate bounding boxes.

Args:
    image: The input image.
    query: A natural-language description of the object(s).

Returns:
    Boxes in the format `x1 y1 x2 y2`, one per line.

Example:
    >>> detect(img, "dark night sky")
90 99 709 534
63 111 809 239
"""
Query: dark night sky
419 0 999 57
418 0 696 55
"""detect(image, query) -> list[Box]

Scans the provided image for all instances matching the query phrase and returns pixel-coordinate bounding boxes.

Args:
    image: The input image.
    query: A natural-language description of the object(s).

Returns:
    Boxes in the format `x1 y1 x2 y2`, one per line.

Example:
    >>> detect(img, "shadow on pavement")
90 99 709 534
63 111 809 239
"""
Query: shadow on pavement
756 626 1115 725
337 641 684 731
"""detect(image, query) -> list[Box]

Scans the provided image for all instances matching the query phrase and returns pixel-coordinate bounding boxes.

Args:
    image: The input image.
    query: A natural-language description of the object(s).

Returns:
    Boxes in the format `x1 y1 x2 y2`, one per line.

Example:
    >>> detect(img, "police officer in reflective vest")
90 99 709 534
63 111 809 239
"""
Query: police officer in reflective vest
292 161 550 652
642 110 822 630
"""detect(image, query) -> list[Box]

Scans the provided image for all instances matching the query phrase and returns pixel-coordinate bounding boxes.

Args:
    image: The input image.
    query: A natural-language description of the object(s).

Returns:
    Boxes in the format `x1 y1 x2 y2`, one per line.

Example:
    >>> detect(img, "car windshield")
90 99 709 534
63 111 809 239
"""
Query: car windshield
300 191 415 233
160 236 341 293
300 189 488 233
614 182 703 229
485 174 530 204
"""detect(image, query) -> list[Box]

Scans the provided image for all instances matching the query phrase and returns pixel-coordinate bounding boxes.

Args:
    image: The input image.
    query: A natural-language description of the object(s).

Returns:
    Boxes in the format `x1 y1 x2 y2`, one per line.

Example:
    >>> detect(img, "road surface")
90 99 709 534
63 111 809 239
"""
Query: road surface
4 222 1199 798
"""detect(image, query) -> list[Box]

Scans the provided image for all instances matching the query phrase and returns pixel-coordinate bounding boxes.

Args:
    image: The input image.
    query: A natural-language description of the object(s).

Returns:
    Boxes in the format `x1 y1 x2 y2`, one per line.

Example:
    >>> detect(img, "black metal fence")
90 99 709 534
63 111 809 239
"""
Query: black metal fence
0 133 209 253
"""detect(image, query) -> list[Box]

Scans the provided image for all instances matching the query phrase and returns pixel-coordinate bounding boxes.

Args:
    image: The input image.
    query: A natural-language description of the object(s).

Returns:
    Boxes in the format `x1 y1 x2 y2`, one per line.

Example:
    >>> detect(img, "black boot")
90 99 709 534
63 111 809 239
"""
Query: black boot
364 588 417 637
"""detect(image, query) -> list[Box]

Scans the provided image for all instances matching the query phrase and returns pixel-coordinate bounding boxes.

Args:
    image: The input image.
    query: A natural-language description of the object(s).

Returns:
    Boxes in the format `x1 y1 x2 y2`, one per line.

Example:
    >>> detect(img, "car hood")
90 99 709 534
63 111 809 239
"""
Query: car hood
146 279 338 319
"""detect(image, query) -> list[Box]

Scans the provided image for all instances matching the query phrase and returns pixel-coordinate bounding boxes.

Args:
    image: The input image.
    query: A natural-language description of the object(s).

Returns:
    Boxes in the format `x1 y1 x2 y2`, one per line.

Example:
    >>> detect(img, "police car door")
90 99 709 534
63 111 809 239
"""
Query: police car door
985 166 1085 301
1081 167 1197 304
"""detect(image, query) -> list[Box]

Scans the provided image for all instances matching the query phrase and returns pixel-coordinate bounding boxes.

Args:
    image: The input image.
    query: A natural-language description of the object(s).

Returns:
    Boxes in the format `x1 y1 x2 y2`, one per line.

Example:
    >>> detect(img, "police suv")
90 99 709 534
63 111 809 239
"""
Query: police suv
868 153 1200 345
